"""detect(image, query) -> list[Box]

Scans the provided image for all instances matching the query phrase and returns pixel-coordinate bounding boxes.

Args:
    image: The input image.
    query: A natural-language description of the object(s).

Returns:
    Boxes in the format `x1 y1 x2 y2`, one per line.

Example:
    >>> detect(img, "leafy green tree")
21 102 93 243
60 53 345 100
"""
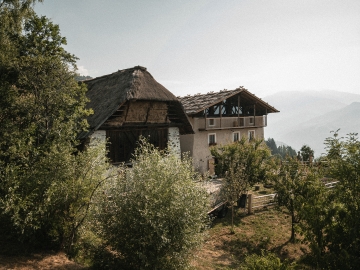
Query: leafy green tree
265 138 278 155
211 137 271 232
265 138 297 159
0 4 107 251
92 139 209 270
273 157 323 243
300 145 314 162
317 131 360 269
273 132 360 269
277 145 297 159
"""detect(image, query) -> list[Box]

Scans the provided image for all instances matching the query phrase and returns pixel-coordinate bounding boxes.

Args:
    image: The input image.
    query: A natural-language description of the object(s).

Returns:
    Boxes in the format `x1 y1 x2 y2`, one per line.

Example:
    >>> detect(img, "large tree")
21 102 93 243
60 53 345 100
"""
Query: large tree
0 3 107 251
273 157 324 243
318 131 360 269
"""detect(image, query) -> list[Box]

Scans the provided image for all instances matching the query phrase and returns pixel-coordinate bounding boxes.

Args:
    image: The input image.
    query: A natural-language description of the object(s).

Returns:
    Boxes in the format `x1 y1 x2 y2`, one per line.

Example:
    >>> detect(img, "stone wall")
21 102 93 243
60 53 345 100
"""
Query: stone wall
168 127 181 158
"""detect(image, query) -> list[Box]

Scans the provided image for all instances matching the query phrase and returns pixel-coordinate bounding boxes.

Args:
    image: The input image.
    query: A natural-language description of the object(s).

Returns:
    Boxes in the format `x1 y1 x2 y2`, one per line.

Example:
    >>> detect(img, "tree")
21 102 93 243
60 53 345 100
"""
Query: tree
272 132 360 269
300 145 314 162
0 5 106 251
273 157 324 243
317 131 360 269
265 138 297 159
265 138 278 155
277 145 297 159
92 139 209 270
211 137 271 232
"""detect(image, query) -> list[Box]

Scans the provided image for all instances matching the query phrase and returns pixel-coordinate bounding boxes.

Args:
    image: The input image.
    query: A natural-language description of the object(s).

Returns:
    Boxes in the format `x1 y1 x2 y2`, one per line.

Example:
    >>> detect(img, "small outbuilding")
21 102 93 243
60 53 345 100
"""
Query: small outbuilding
78 66 193 163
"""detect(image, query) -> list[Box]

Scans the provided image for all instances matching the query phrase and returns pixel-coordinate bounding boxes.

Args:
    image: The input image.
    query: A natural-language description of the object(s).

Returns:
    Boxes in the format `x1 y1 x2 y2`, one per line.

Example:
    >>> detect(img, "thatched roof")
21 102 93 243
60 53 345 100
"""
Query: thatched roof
78 66 193 139
179 87 279 115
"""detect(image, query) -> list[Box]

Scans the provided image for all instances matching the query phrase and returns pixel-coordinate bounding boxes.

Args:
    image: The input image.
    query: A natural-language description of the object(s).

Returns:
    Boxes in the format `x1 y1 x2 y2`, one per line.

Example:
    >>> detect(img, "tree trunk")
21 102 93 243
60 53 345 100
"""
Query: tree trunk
231 204 234 234
291 214 295 243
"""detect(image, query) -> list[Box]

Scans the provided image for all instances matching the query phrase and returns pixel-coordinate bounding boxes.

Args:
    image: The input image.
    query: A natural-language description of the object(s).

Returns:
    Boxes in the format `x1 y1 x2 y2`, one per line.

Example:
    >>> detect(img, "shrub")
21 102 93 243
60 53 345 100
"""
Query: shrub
240 251 296 270
92 139 209 269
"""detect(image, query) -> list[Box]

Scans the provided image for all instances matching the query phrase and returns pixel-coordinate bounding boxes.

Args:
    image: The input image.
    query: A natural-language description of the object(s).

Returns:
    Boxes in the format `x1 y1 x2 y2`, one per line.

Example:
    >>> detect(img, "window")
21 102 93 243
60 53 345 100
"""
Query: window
208 133 216 146
233 132 240 142
249 117 254 124
248 130 255 141
208 118 215 126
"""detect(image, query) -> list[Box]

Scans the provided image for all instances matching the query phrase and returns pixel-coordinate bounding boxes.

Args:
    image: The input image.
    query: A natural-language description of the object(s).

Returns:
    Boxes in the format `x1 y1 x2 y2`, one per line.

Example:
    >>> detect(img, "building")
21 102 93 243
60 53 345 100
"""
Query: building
178 87 279 174
78 66 193 163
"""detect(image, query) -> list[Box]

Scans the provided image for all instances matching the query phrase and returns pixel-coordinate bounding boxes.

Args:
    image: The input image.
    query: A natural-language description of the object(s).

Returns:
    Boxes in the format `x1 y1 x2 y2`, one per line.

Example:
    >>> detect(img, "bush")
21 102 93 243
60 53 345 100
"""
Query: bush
240 251 296 270
91 139 209 269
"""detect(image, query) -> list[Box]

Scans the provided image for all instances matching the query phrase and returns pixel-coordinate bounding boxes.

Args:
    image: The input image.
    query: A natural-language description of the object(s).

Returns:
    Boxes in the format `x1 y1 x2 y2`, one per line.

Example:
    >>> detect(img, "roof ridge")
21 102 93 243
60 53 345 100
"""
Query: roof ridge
179 87 244 99
82 66 148 82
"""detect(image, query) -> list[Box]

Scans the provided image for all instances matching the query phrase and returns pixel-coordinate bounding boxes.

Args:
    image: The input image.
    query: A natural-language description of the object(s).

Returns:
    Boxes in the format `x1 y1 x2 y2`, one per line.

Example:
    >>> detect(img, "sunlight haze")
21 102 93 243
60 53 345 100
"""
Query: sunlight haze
35 0 360 98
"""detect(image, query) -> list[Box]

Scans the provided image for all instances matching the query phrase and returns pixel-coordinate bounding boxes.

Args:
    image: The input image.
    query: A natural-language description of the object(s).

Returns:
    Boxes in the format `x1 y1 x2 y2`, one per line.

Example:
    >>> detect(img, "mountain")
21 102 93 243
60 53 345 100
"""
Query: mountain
264 90 360 157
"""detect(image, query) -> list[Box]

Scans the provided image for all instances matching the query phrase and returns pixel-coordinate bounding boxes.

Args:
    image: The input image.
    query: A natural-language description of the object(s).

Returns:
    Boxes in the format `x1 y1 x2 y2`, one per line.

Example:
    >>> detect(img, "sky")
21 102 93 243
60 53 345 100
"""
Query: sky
34 0 360 98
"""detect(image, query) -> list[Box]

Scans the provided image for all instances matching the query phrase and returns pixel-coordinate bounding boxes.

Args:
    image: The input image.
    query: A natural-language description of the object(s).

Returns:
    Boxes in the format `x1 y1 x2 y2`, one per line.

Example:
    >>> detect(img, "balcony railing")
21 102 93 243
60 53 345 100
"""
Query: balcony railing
198 115 267 130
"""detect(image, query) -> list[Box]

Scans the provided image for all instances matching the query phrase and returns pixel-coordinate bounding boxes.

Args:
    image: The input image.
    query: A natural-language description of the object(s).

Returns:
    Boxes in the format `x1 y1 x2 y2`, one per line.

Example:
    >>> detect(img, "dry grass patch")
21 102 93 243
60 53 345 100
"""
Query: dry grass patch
0 252 87 270
193 208 309 269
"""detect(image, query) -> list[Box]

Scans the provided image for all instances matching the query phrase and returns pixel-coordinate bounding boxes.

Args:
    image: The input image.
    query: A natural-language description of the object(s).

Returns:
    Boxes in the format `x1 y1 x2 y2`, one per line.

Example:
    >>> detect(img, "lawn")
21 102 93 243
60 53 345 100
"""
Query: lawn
192 207 309 269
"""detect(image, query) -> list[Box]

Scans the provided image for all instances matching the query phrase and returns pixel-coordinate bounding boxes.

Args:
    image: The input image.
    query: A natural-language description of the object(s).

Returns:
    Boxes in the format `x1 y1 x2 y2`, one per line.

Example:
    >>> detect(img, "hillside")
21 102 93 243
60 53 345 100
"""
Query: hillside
264 90 360 157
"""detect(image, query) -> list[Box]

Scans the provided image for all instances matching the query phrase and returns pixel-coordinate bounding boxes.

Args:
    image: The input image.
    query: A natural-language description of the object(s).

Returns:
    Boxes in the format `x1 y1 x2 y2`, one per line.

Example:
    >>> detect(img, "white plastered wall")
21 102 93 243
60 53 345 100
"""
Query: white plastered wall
168 127 181 158
89 130 106 147
180 118 265 174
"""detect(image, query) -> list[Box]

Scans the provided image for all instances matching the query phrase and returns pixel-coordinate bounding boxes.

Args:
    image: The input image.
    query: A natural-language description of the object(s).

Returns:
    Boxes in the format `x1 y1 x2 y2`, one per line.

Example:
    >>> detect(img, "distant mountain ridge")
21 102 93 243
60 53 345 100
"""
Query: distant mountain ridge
263 90 360 157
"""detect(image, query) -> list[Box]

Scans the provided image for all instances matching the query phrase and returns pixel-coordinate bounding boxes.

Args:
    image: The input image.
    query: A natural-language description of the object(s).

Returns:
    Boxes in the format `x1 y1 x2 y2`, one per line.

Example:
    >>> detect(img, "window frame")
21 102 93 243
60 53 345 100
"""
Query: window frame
208 133 217 146
248 130 255 141
233 131 240 142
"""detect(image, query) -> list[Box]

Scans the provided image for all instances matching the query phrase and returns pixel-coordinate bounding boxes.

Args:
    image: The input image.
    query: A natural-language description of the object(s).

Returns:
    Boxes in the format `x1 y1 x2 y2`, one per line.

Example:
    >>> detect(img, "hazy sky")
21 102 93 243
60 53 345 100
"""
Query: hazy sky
35 0 360 97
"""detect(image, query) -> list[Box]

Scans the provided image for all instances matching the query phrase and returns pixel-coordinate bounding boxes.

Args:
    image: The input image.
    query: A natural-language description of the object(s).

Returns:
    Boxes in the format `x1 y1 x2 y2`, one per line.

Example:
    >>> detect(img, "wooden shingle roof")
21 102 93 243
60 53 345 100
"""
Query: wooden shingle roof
78 66 193 138
178 87 279 115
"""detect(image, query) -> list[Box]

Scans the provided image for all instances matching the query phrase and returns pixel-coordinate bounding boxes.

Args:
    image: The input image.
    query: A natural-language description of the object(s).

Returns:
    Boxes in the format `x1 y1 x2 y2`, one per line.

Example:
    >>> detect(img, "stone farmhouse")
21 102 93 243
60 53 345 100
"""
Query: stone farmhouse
178 88 279 174
79 66 278 174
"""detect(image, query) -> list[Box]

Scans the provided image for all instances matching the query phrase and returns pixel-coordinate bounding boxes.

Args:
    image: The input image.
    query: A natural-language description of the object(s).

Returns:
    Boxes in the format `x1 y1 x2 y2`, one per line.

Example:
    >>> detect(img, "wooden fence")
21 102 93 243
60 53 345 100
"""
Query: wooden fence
246 180 339 214
247 193 277 214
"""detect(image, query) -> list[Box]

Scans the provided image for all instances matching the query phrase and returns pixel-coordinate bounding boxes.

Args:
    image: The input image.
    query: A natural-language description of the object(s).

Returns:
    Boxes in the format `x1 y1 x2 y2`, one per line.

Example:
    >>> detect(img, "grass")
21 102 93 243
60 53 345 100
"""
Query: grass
1 184 309 269
193 206 309 269
0 208 308 270
192 183 309 269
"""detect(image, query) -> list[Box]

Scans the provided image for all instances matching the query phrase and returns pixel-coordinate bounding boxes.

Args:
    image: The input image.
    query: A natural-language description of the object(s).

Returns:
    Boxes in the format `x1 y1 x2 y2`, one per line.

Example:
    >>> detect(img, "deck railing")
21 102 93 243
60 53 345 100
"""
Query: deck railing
198 115 267 130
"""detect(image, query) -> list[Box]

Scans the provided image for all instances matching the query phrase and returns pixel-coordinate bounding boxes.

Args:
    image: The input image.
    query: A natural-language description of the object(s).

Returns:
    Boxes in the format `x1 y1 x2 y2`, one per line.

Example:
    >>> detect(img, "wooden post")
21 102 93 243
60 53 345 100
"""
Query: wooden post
248 194 253 214
220 103 222 129
265 108 267 126
238 94 240 126
253 104 256 126
204 109 207 130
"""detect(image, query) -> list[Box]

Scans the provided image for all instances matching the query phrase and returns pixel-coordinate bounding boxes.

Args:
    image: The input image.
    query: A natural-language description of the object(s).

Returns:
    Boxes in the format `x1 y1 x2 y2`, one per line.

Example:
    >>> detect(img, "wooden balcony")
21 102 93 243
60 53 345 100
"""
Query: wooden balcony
198 115 267 131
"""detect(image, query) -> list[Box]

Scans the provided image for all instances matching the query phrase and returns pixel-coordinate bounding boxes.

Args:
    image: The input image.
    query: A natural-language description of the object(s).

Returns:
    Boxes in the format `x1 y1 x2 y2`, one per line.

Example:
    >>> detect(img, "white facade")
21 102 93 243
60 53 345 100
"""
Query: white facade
180 117 264 174
167 127 181 158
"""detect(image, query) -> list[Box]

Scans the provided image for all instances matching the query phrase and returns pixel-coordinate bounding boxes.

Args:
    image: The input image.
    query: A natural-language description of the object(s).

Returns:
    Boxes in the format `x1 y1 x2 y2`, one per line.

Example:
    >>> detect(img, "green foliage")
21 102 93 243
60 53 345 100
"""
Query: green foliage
273 131 360 269
273 157 324 243
265 138 297 159
0 2 106 252
211 137 271 231
316 131 360 269
240 251 296 270
299 145 314 162
278 145 297 159
91 139 209 270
